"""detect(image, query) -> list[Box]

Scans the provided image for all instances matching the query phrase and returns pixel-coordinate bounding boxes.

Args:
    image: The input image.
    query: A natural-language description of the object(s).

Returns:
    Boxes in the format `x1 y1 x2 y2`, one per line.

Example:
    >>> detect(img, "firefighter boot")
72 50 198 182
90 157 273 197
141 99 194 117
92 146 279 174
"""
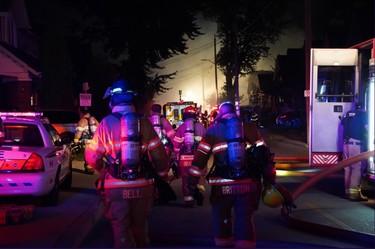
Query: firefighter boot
349 188 368 202
84 162 95 175
184 196 195 207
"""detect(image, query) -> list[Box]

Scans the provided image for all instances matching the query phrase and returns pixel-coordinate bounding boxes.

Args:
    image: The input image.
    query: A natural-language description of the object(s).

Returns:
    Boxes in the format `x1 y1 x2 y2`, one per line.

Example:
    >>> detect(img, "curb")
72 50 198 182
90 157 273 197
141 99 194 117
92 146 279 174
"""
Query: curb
281 208 375 248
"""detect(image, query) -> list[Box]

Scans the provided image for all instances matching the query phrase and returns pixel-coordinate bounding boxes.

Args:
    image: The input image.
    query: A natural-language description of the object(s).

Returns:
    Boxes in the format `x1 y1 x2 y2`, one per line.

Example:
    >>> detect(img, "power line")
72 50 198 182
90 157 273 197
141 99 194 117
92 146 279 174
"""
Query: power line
166 65 213 87
163 41 214 66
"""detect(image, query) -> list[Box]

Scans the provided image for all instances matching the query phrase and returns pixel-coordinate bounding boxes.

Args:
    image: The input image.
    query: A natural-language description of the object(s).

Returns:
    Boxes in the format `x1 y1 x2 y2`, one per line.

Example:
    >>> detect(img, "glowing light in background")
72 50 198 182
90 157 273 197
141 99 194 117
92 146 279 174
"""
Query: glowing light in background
367 62 374 176
154 17 304 110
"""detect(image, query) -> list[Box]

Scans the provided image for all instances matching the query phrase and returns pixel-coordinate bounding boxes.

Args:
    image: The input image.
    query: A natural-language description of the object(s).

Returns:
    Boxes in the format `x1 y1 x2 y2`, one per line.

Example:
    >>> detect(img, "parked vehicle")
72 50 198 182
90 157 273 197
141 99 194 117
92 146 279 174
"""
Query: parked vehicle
276 111 303 128
163 101 197 129
35 108 80 141
0 112 73 206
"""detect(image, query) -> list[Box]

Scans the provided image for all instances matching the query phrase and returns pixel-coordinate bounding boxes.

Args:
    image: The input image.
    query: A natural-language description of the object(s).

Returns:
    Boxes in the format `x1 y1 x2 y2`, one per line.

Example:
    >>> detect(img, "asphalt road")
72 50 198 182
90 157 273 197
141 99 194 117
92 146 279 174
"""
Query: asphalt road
1 127 373 248
80 169 374 248
80 127 374 248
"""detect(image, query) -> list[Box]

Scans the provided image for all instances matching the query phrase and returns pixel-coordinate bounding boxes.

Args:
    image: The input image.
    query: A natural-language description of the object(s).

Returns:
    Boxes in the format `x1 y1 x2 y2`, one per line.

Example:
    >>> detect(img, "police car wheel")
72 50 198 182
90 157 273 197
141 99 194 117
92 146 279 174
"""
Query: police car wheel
40 170 60 206
61 161 73 190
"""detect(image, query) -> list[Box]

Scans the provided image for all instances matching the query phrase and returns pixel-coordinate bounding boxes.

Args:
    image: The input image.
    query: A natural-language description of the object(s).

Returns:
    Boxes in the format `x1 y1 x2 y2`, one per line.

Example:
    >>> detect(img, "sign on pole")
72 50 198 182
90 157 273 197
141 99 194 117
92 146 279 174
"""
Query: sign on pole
80 93 92 107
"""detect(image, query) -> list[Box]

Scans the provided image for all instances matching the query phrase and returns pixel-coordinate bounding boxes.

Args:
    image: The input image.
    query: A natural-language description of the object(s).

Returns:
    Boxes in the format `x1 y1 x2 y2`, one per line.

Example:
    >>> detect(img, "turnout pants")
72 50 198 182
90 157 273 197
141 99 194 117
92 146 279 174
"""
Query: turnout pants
210 181 261 248
104 184 155 248
343 138 366 195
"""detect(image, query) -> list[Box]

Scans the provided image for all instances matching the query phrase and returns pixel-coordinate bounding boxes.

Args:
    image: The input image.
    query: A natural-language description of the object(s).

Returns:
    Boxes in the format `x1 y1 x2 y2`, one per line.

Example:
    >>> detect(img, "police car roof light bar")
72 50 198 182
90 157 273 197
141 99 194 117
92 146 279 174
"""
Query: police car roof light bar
0 112 43 118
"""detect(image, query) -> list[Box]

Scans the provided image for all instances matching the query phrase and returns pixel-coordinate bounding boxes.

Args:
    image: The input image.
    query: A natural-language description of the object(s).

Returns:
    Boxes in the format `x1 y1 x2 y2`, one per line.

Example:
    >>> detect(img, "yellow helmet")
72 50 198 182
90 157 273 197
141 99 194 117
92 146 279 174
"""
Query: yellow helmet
262 182 284 208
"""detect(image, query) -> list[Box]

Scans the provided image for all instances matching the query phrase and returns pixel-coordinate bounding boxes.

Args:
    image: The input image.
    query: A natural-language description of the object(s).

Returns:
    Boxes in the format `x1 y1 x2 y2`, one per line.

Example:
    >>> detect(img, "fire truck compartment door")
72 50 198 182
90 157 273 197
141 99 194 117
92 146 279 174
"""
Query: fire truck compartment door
311 103 352 152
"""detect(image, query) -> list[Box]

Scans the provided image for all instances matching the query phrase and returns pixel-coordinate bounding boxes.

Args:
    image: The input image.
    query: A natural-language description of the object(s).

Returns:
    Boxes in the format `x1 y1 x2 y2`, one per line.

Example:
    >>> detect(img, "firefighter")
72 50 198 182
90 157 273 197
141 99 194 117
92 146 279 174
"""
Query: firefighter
149 104 175 154
185 101 277 248
74 109 99 174
0 117 4 144
84 79 169 248
150 104 175 140
149 103 177 179
342 102 368 201
172 106 207 206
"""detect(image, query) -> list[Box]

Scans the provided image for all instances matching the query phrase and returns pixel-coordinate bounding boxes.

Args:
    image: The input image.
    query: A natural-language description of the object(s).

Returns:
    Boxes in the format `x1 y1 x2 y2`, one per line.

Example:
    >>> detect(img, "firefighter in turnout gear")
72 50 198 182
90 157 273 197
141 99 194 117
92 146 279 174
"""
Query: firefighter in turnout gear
74 110 99 174
85 79 168 248
342 102 368 201
150 104 175 143
149 104 175 173
172 106 207 206
0 117 4 144
186 101 276 248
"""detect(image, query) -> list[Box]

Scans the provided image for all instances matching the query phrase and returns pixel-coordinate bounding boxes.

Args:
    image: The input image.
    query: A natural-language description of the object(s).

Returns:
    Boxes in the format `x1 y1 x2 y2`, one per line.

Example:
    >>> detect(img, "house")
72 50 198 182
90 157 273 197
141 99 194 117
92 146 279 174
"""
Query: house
0 0 41 110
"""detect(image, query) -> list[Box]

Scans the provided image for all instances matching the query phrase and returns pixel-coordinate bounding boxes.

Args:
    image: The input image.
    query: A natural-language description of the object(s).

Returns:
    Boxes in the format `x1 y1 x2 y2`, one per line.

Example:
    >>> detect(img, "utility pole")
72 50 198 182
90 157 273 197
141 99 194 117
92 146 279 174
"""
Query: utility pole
214 36 219 105
305 0 311 144
233 23 240 116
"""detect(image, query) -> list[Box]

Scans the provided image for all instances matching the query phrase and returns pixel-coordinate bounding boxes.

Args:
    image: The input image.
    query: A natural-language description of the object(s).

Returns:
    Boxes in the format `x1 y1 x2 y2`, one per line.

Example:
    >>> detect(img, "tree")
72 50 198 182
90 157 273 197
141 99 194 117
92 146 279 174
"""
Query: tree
64 0 203 104
200 0 290 103
26 0 203 112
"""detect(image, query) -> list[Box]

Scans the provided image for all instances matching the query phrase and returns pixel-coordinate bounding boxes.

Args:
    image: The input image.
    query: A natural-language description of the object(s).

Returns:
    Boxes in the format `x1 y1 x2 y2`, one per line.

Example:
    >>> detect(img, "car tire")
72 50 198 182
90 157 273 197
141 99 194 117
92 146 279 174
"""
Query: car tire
60 131 75 144
61 160 73 190
40 170 60 207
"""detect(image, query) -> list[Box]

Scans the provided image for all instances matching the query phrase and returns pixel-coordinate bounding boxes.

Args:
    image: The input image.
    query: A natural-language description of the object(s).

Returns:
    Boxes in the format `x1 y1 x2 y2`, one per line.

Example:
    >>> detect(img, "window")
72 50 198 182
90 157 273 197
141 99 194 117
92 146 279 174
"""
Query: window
316 66 355 103
3 124 43 146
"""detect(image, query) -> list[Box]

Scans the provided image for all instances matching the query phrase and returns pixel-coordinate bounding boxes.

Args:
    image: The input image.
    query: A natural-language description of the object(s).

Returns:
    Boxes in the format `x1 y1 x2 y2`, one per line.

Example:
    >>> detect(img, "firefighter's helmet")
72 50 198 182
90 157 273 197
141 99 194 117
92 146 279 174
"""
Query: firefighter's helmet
0 118 4 144
219 101 235 115
151 104 162 114
183 106 196 120
103 79 137 108
262 182 284 208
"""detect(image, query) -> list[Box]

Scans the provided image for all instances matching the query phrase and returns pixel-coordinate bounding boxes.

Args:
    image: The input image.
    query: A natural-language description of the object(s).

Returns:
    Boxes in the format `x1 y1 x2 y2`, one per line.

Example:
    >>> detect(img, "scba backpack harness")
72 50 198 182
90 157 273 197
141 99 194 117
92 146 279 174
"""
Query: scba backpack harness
178 119 198 169
181 119 197 155
108 112 145 180
150 113 172 147
97 112 177 203
208 116 274 181
87 116 97 137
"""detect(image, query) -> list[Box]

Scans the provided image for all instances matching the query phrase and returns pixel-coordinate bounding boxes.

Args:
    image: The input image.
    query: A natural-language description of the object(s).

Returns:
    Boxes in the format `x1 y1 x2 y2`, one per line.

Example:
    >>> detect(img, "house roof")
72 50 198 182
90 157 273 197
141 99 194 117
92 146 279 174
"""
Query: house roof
0 43 40 80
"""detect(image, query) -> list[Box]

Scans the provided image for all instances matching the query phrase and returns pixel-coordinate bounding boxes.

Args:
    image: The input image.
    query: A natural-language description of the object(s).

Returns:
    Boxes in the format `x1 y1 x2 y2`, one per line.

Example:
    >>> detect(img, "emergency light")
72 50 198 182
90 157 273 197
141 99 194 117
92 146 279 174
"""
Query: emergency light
0 112 43 118
367 59 374 173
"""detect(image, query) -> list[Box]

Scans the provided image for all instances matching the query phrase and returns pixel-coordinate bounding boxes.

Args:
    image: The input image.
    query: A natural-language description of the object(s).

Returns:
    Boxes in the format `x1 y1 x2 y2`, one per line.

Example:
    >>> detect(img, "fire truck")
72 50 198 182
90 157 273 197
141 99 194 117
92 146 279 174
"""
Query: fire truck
163 101 197 128
308 38 374 180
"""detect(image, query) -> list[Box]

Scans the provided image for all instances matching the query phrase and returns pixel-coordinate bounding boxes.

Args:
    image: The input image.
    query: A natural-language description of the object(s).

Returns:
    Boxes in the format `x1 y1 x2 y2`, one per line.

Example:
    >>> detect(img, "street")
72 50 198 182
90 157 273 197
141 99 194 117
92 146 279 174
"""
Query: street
0 128 373 248
80 128 374 248
80 167 374 248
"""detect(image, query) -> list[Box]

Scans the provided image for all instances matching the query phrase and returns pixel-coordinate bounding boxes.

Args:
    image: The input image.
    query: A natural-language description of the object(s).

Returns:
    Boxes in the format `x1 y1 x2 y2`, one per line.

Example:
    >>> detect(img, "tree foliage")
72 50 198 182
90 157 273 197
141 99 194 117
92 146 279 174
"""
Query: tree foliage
64 0 203 102
200 0 289 102
26 0 203 114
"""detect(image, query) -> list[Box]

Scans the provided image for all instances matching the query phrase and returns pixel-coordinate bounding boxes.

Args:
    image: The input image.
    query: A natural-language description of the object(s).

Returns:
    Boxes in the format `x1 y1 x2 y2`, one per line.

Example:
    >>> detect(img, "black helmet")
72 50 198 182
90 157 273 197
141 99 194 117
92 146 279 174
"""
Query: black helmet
151 104 162 114
219 101 235 115
103 79 137 107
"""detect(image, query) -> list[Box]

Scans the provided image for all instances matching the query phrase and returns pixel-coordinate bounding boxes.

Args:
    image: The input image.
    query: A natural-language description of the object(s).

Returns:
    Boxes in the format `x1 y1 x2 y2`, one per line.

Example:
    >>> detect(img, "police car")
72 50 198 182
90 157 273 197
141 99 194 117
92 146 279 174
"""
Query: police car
0 112 73 206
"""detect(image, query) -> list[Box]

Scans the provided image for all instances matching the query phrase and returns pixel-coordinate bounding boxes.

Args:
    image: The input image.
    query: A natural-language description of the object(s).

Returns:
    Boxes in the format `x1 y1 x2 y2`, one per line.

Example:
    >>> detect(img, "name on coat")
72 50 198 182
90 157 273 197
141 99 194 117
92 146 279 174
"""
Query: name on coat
222 184 251 195
122 189 142 199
